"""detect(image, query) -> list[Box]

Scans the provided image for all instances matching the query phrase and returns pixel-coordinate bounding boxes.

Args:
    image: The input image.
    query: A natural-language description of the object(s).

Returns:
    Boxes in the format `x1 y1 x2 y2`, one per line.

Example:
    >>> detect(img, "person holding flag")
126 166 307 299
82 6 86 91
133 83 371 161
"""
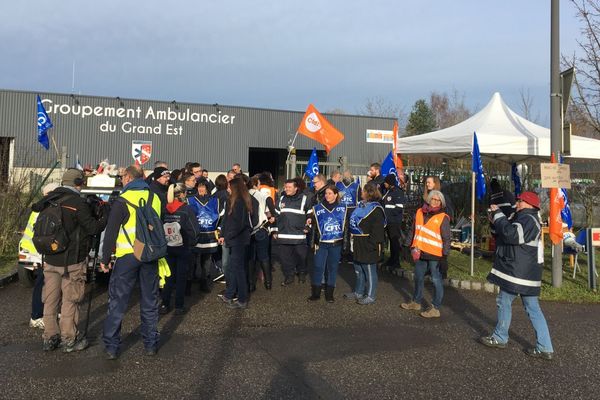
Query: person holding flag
379 151 406 271
337 170 361 261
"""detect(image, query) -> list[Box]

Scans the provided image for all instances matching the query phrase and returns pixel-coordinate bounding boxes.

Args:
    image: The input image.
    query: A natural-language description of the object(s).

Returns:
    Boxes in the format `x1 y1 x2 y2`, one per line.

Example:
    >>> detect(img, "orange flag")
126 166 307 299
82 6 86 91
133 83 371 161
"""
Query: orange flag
549 153 564 245
297 104 345 154
392 120 404 172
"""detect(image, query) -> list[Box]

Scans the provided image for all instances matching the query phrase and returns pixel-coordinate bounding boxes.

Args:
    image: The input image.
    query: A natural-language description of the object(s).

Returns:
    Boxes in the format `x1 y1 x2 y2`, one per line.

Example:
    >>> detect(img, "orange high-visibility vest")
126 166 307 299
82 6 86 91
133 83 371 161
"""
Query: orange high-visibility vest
411 209 447 257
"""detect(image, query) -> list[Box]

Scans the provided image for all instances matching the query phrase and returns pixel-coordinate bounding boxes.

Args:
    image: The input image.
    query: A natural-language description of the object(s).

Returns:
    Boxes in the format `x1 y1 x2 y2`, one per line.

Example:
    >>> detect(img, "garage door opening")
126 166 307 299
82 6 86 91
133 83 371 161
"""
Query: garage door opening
248 148 288 187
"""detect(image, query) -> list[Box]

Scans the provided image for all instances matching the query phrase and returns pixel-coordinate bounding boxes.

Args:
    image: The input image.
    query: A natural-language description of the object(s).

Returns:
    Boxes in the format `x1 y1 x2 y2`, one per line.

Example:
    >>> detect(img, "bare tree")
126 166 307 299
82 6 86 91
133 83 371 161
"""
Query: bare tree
518 87 541 123
325 108 348 115
357 96 407 126
563 0 600 139
429 89 472 129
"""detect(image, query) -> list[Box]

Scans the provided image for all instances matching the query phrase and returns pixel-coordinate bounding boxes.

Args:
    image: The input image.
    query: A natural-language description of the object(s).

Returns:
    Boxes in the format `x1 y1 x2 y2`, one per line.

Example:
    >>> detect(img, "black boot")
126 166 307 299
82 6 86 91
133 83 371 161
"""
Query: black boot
248 260 257 292
307 285 321 301
325 286 335 303
261 261 272 290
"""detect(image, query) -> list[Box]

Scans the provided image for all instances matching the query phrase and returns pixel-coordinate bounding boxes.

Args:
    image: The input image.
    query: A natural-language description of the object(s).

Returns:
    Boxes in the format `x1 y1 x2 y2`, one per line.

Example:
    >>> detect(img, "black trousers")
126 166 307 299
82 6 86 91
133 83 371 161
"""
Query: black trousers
279 244 308 279
386 223 402 267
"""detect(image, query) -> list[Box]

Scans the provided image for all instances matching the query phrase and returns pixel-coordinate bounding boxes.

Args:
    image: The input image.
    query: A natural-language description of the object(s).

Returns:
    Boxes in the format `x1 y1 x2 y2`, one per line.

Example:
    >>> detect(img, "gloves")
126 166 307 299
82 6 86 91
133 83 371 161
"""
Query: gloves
158 257 171 288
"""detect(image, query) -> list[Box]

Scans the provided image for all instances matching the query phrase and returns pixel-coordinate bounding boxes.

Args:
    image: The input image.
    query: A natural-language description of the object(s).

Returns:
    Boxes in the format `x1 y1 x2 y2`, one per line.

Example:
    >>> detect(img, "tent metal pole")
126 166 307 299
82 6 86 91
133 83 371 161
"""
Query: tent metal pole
471 171 475 276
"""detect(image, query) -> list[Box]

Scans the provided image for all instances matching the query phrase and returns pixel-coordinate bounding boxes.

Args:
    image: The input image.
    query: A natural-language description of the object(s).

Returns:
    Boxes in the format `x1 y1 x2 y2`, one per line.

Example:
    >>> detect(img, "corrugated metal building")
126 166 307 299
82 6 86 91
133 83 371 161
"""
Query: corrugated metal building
0 89 396 182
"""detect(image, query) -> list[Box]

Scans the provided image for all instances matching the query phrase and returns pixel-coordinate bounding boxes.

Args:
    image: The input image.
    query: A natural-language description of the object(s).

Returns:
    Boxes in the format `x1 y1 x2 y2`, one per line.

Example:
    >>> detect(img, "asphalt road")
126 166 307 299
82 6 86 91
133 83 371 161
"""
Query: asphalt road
1 265 599 400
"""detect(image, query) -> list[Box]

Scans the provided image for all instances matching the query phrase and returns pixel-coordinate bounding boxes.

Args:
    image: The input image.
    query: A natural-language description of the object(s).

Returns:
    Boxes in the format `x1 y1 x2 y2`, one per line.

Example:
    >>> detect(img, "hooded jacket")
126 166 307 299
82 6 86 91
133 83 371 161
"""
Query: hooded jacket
163 200 199 248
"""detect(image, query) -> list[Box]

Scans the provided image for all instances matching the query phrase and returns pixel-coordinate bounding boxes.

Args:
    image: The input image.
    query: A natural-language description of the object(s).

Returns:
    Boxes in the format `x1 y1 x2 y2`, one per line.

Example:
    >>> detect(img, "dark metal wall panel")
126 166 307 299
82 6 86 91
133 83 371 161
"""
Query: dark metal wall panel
0 89 395 170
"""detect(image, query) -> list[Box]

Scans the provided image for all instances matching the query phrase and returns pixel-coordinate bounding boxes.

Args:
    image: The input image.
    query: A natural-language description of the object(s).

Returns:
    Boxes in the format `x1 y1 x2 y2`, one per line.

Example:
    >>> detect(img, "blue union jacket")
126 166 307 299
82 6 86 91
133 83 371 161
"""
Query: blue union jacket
487 208 544 296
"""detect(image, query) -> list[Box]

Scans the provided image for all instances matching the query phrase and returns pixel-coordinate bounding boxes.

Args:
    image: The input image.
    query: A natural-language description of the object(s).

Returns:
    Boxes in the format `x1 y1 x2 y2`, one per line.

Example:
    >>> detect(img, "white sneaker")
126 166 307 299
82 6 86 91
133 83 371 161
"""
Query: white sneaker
29 318 45 330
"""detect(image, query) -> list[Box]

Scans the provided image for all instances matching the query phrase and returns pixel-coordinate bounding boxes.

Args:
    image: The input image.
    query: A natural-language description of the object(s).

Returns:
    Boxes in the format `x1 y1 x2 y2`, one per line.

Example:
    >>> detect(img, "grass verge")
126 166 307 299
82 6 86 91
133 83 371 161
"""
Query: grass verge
0 253 17 277
397 247 600 304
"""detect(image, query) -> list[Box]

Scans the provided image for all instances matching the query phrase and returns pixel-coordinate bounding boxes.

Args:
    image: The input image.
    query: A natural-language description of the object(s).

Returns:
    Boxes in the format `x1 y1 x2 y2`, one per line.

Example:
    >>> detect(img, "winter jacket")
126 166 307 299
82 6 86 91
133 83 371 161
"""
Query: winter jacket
351 203 386 264
32 186 108 266
163 200 199 248
382 185 406 224
148 180 168 212
220 198 256 247
275 190 310 245
189 194 223 253
487 208 543 296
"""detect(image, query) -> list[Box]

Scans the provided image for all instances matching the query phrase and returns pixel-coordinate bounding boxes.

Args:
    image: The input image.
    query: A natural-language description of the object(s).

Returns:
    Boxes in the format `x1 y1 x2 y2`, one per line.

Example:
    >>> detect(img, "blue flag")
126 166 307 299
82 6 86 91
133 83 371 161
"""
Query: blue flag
381 151 398 184
305 147 319 188
472 132 486 201
559 155 572 229
511 162 521 196
37 95 52 150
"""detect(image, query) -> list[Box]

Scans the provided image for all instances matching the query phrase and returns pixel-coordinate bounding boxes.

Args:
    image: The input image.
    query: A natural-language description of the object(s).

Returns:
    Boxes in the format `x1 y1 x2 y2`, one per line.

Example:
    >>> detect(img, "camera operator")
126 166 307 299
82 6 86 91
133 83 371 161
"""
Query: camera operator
32 169 109 352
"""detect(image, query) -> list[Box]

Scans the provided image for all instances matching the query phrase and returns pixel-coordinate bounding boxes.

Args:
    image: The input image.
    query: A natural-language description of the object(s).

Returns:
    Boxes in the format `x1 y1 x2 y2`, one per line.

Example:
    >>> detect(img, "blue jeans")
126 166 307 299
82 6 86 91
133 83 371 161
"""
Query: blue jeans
492 289 554 353
312 243 342 287
413 259 444 309
225 245 249 303
353 263 378 299
103 254 159 353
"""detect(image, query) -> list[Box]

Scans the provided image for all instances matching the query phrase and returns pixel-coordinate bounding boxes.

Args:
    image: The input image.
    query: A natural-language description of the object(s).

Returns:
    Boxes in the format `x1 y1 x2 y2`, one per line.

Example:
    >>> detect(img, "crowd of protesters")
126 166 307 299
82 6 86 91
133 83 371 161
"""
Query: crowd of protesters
21 160 554 361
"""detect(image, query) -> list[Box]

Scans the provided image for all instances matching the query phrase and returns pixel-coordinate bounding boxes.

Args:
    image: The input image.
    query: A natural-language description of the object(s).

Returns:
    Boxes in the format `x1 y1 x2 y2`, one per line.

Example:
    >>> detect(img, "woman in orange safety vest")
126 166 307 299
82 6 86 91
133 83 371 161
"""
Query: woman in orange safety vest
400 190 451 319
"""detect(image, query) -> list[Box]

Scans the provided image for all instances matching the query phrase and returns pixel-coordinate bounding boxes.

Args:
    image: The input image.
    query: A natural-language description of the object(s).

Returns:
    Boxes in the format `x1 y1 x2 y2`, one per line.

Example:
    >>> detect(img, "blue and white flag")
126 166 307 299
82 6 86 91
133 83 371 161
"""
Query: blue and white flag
75 154 83 170
36 95 52 150
511 162 521 196
305 147 319 188
559 155 572 229
381 151 398 184
472 132 486 201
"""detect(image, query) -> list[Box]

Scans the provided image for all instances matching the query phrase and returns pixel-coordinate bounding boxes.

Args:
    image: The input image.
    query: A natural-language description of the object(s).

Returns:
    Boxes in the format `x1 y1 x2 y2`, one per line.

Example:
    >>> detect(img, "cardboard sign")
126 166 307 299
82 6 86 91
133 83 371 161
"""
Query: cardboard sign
540 163 571 189
592 228 600 247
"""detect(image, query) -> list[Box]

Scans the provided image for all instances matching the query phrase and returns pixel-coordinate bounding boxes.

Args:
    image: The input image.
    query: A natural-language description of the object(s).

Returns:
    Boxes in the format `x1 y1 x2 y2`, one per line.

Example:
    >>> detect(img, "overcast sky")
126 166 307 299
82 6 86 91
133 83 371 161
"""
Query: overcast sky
0 1 584 127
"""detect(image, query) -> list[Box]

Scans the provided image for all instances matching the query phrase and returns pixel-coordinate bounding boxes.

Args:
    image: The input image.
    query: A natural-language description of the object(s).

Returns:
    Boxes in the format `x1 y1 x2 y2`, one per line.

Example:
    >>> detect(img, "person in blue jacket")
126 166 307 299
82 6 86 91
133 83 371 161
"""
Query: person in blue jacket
307 185 347 303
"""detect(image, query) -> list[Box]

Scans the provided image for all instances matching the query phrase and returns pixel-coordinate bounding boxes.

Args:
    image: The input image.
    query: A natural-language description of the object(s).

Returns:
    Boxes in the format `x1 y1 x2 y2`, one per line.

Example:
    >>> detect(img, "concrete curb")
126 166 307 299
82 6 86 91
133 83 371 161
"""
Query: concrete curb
0 268 18 288
392 267 499 295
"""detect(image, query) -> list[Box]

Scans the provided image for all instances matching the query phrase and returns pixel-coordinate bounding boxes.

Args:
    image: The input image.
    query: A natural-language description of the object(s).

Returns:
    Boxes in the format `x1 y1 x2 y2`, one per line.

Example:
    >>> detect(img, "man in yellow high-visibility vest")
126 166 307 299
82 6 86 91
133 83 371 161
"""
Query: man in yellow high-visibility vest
99 165 163 360
20 183 59 330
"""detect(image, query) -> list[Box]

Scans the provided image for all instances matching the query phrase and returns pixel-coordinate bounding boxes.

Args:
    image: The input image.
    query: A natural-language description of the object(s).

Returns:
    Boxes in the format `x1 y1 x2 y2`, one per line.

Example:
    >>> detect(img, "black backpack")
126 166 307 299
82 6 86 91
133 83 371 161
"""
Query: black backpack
32 195 71 255
121 191 167 262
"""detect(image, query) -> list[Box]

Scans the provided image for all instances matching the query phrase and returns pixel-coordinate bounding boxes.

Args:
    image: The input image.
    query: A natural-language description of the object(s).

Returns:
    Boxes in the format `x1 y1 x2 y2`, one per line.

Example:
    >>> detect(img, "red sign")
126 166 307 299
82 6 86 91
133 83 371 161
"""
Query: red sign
592 229 600 247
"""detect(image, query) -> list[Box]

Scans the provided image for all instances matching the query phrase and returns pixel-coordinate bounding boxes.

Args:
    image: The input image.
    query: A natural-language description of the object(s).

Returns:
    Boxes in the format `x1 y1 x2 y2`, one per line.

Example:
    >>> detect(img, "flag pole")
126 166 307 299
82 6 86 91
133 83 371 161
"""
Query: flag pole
471 171 475 276
50 133 60 161
286 131 299 162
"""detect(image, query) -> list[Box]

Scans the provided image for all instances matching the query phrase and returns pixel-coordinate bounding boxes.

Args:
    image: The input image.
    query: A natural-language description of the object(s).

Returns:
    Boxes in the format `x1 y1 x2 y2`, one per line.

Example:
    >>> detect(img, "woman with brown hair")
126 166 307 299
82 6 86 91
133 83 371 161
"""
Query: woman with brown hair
218 177 257 309
345 182 386 305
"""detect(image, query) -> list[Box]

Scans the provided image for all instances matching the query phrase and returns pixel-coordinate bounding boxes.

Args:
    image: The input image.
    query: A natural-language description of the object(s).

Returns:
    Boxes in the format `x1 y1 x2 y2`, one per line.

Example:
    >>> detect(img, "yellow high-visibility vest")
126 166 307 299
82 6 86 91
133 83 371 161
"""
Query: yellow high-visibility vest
19 211 39 254
115 190 162 258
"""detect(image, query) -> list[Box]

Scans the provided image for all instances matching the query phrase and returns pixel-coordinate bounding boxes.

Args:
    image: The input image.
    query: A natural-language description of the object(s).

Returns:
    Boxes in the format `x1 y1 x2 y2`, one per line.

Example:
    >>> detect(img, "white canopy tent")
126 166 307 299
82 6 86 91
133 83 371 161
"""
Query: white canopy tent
396 92 600 276
397 92 600 162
